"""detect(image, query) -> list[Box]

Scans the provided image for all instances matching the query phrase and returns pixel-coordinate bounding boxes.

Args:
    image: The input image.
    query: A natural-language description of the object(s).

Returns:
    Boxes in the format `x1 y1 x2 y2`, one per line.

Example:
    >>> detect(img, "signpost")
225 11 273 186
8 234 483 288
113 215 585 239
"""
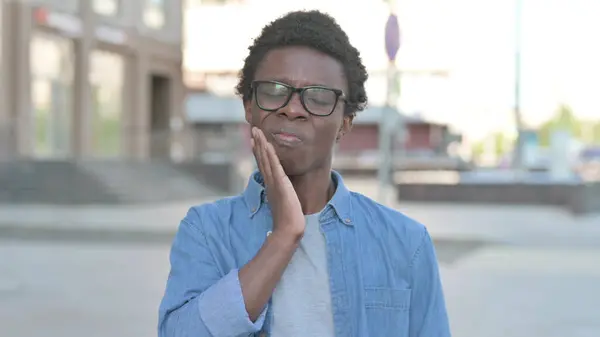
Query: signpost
512 0 524 175
385 14 400 62
378 9 401 204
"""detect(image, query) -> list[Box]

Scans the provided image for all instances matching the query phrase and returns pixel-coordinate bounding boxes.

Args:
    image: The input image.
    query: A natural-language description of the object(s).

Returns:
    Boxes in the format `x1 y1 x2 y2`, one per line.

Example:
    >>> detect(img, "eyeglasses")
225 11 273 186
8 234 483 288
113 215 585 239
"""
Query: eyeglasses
251 80 346 117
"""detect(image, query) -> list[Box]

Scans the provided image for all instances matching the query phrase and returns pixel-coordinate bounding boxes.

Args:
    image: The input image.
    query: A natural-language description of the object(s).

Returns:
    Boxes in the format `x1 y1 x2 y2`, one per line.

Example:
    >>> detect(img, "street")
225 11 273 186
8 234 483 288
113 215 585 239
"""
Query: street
2 230 599 337
1 178 600 337
443 245 600 337
0 241 168 337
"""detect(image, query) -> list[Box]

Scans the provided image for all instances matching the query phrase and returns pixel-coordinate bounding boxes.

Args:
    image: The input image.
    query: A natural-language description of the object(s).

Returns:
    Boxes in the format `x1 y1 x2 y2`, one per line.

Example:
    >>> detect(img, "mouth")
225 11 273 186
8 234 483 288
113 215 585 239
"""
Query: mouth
271 131 303 147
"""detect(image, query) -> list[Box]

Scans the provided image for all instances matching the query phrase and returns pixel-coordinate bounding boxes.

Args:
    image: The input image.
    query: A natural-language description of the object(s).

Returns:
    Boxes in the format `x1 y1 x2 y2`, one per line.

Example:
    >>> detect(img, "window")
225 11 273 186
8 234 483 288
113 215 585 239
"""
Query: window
198 0 231 4
30 33 75 159
89 50 124 158
189 0 243 5
186 0 203 6
144 0 166 29
93 0 120 16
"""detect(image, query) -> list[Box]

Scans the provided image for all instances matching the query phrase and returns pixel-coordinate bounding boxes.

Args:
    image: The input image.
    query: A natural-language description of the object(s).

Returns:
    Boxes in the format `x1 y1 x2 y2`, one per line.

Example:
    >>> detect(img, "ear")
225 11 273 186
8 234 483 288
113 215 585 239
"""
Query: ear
244 100 253 125
336 115 354 142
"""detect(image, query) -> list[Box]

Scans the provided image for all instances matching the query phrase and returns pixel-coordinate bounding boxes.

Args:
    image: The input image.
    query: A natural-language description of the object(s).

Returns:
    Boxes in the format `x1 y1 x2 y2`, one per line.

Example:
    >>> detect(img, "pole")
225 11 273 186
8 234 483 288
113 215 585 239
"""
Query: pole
512 0 524 171
380 3 400 205
378 62 397 204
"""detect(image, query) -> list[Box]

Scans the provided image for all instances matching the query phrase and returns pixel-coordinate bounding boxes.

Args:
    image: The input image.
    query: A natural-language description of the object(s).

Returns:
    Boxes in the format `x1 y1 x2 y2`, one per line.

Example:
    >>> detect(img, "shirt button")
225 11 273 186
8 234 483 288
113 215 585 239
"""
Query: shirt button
251 207 256 213
344 218 351 224
266 231 272 237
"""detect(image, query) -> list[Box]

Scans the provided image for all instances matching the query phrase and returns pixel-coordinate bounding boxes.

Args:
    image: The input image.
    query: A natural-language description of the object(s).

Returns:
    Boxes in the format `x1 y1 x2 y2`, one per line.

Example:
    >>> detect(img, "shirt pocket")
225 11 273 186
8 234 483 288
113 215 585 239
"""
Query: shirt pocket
364 287 411 337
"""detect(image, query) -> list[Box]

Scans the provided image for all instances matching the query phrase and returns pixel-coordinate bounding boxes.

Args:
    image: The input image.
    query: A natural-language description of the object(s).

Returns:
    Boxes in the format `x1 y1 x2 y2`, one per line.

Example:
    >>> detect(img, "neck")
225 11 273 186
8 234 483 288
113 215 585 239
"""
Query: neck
289 166 334 215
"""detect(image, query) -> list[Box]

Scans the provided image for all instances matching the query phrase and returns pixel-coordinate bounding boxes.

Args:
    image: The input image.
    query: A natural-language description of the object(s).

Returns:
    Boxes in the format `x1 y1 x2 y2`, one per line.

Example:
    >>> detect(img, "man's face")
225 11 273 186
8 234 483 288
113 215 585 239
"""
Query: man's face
244 46 353 176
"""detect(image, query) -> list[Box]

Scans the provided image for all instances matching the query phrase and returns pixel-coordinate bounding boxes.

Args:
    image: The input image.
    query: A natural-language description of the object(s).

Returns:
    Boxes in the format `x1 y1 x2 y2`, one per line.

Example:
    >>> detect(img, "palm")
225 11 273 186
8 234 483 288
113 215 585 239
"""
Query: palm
251 127 305 237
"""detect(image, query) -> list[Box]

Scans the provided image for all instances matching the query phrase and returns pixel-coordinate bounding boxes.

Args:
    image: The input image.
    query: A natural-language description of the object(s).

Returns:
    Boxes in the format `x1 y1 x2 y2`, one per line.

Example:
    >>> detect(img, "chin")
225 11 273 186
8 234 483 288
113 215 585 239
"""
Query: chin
278 156 313 177
277 149 327 177
280 157 329 178
280 161 307 177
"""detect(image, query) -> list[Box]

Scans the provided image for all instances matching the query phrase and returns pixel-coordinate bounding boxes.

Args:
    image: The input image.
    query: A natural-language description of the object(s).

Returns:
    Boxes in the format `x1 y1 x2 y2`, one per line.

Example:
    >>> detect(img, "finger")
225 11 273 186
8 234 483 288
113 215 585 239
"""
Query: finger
264 140 286 181
257 129 273 182
251 128 267 178
250 135 259 168
255 128 273 185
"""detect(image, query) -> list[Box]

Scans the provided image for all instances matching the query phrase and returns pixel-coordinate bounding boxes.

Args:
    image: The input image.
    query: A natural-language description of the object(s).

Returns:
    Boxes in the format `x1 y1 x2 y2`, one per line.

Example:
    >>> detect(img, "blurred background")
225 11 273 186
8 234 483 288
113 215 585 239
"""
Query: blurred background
0 0 599 336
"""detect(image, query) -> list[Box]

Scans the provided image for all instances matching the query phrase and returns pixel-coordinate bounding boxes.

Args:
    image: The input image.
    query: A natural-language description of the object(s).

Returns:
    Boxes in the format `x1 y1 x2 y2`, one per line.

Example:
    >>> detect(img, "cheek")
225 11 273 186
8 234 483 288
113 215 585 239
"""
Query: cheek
250 105 267 126
314 123 341 147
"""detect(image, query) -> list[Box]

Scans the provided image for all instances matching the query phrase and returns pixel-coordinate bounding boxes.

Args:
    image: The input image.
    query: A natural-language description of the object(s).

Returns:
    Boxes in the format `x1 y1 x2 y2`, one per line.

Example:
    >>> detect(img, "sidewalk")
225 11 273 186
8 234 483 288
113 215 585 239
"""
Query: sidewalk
1 196 599 246
0 199 209 242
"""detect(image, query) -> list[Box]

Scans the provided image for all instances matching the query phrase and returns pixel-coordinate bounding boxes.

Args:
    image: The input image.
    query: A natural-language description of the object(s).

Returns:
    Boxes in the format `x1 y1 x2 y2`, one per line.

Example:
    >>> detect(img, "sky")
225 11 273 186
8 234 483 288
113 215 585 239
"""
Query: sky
419 0 600 141
184 0 600 141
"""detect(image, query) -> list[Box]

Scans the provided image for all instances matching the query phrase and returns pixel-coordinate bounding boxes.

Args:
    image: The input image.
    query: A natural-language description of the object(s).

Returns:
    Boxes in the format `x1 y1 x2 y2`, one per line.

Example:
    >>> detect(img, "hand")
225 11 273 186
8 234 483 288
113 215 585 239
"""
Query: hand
251 127 305 242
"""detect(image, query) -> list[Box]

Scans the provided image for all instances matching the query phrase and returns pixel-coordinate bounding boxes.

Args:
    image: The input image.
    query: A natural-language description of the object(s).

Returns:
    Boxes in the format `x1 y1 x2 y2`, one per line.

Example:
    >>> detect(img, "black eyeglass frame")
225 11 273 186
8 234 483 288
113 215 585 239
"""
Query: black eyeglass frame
251 80 347 117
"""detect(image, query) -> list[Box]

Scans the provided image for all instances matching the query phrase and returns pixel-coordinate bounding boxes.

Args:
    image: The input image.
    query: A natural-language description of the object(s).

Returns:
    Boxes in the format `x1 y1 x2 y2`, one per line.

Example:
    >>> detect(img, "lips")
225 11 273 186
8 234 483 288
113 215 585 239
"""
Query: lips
270 130 303 147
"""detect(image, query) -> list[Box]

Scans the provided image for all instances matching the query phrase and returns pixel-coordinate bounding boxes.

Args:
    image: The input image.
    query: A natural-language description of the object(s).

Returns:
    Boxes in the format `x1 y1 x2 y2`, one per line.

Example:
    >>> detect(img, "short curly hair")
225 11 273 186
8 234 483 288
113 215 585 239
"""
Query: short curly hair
235 10 368 117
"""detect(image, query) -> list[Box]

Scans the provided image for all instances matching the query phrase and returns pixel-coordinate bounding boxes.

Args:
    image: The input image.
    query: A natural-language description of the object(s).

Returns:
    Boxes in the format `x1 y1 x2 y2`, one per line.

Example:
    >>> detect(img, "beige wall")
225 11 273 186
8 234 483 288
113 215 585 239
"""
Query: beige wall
28 0 182 43
0 2 6 159
0 0 186 161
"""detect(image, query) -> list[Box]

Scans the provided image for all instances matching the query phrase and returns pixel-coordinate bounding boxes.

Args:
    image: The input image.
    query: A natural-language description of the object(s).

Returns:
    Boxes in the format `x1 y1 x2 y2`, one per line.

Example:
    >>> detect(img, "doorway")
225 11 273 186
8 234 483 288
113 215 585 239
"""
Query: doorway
149 74 171 159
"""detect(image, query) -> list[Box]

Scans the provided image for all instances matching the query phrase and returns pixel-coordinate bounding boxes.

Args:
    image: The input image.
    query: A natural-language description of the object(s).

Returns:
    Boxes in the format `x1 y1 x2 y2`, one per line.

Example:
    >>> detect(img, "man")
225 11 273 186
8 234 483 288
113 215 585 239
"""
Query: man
159 10 451 337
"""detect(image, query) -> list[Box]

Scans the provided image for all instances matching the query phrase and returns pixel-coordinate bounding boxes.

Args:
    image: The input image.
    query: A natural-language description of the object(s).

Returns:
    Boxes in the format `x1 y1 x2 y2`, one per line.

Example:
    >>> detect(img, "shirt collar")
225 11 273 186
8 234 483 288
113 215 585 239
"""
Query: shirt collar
242 170 353 225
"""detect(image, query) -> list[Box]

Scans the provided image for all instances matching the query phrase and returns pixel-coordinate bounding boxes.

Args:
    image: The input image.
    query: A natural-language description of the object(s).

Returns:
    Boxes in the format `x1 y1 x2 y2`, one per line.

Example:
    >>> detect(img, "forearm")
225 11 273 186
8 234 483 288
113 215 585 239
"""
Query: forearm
239 231 299 321
160 269 268 337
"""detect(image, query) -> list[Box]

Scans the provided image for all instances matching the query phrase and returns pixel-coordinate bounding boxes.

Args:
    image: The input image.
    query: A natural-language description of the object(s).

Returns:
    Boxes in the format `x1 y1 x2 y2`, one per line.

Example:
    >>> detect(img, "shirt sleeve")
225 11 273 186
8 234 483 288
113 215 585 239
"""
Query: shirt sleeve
158 208 268 337
408 227 452 337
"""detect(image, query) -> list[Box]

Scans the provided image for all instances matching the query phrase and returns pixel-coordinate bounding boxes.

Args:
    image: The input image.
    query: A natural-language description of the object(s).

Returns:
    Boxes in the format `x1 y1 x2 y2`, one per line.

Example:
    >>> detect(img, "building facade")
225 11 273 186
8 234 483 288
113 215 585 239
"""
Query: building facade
0 0 185 161
185 89 465 172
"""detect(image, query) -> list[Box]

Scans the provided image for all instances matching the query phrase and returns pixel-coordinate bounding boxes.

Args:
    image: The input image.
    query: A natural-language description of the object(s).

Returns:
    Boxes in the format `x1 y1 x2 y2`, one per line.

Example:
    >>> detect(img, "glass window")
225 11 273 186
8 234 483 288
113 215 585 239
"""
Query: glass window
188 0 242 5
89 50 124 158
93 0 120 16
185 0 202 6
144 0 166 29
30 33 74 159
198 0 236 4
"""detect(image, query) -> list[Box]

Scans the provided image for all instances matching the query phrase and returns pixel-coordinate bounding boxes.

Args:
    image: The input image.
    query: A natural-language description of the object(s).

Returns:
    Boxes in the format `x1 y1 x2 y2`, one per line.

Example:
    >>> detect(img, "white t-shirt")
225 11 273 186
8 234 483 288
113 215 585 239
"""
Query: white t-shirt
270 211 335 337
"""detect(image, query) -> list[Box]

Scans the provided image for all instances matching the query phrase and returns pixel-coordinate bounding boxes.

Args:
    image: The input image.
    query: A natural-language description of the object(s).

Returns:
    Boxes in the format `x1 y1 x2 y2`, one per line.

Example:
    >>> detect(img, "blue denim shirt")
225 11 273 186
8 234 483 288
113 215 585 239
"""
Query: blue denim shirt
158 171 451 337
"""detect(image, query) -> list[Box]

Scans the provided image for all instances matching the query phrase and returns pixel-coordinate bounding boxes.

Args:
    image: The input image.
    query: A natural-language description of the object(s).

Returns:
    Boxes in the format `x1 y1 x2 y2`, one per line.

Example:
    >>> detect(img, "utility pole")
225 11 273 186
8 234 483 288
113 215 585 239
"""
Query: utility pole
379 1 401 204
512 0 524 171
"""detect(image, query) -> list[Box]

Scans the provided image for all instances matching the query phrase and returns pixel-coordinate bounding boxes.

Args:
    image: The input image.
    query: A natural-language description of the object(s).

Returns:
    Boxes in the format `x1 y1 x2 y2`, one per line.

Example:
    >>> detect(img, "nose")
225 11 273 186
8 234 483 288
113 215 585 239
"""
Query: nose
276 92 309 120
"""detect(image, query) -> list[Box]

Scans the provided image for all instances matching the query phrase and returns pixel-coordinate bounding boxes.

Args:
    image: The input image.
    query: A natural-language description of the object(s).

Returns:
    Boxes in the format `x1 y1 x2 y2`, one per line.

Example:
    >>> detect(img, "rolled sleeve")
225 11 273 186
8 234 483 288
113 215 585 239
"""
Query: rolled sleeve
408 227 451 337
198 269 268 337
158 207 267 337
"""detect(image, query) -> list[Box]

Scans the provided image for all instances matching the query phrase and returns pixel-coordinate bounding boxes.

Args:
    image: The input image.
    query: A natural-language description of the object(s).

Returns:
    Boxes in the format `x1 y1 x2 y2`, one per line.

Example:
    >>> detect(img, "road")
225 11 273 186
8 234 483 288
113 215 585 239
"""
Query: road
0 241 168 337
2 236 599 337
1 176 599 337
